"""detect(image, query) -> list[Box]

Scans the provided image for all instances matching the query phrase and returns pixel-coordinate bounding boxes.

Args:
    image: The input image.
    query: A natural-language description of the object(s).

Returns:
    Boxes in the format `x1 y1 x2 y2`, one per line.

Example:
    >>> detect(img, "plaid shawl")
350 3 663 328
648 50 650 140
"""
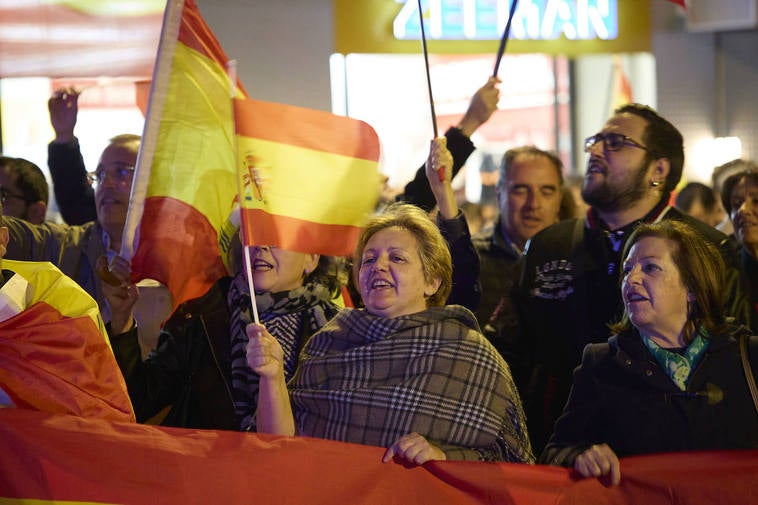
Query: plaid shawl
290 306 534 463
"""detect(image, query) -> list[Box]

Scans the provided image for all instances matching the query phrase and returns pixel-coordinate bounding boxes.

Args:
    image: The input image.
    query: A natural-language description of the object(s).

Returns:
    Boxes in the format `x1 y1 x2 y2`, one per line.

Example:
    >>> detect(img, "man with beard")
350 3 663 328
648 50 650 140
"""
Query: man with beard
1 134 139 324
514 103 750 455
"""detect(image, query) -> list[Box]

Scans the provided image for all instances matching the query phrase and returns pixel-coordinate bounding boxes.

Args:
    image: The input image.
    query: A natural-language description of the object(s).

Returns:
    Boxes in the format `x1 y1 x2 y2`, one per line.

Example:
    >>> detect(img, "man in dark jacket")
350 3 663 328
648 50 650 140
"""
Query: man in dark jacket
473 146 563 371
515 103 751 454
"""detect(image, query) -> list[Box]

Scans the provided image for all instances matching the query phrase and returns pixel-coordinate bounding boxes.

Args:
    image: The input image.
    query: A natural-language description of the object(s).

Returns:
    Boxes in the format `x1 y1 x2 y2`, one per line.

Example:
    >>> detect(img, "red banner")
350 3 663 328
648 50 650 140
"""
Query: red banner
1 409 756 505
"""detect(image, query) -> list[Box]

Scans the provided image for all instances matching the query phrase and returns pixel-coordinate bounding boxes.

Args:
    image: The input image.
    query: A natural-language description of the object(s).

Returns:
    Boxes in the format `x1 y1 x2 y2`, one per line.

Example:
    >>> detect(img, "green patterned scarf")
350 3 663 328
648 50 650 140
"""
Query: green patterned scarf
642 327 710 390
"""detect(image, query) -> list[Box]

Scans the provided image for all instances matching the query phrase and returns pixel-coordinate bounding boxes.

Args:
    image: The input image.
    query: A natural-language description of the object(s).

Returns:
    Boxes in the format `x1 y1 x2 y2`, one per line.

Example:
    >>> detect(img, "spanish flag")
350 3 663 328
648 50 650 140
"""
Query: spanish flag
234 98 382 256
126 0 243 311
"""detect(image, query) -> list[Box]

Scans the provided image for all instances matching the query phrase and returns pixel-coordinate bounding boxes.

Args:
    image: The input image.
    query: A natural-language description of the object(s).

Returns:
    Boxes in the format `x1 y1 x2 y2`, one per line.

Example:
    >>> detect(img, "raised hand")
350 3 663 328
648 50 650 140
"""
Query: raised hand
457 76 501 137
48 87 80 144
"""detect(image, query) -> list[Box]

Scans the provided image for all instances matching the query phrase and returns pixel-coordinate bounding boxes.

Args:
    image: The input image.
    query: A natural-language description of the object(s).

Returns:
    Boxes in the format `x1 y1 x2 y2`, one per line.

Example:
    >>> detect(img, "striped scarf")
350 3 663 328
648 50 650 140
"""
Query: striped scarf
228 273 340 430
290 306 534 463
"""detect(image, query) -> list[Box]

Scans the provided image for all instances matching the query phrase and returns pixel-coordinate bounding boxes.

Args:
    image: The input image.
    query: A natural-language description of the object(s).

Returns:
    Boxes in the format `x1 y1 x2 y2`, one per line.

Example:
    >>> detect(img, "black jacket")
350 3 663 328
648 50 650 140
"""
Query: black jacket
469 221 527 379
515 206 751 453
540 325 758 465
48 139 97 225
111 277 239 430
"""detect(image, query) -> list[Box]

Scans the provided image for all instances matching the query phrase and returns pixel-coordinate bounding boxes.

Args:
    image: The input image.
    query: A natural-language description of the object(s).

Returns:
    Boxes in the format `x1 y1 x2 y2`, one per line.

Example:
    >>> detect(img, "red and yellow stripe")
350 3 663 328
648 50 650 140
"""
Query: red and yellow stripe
234 98 381 256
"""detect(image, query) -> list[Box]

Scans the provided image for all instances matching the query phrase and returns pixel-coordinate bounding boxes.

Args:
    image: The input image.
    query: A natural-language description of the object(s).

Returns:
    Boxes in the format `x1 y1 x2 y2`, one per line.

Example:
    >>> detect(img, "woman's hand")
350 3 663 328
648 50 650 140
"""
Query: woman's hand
425 137 457 220
573 443 621 487
99 255 137 335
382 432 447 465
245 323 284 379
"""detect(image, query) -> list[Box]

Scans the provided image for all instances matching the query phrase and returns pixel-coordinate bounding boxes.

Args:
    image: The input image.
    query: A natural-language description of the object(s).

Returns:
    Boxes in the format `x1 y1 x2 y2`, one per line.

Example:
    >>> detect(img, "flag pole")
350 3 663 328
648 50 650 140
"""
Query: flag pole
228 59 260 325
492 0 519 77
417 0 437 138
120 0 185 261
417 0 446 181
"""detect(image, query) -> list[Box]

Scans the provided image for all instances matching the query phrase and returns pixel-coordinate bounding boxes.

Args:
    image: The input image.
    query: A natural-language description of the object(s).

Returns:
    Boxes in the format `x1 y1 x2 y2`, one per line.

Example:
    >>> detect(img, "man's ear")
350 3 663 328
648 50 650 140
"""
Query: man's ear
27 202 47 225
652 158 670 186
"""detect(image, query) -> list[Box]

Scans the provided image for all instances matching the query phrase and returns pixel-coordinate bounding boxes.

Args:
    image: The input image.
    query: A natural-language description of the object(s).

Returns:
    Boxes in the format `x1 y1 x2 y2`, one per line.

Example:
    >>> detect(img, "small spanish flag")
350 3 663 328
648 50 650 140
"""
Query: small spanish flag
234 99 381 257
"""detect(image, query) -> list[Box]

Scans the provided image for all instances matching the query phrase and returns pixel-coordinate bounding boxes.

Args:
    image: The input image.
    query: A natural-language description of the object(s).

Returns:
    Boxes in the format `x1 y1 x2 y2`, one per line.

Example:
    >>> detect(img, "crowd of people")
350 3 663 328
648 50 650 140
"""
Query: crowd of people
1 79 756 483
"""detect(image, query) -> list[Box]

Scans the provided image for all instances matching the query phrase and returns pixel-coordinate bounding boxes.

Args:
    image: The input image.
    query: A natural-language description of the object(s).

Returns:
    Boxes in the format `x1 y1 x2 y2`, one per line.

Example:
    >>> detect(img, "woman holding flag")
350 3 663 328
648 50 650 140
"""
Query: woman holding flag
104 245 346 431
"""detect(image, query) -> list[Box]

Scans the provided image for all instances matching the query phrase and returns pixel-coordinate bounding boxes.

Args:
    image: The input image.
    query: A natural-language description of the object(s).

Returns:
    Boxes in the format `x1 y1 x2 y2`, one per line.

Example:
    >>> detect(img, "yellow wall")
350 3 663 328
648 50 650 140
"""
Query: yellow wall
334 0 651 55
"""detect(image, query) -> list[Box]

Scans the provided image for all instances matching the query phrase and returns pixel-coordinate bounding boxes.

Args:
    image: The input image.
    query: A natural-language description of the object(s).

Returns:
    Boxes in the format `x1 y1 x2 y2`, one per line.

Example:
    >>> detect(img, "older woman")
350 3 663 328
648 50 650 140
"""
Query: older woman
104 247 346 430
248 201 533 465
721 168 758 333
540 220 758 485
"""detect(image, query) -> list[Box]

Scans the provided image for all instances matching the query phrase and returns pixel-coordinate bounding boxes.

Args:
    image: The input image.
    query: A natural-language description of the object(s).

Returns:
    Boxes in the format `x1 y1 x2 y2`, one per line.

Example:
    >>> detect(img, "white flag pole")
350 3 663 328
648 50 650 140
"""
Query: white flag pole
120 0 185 261
227 59 260 325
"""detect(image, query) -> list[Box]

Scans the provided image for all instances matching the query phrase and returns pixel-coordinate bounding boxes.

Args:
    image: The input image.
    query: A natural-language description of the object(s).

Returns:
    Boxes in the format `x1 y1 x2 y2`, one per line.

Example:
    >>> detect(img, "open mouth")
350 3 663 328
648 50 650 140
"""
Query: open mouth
253 259 273 271
370 278 393 290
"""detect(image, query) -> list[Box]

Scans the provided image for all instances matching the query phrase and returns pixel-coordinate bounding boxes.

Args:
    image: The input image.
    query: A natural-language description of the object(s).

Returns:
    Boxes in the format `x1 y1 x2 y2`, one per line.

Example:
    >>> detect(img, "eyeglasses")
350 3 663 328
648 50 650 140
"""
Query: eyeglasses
88 163 135 186
0 187 31 204
584 132 655 155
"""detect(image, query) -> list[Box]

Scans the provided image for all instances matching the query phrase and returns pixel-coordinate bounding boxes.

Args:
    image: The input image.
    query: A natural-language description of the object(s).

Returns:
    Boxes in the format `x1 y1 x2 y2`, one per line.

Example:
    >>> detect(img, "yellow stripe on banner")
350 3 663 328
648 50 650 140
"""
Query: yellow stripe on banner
147 41 238 232
236 136 381 225
56 0 165 16
0 499 119 505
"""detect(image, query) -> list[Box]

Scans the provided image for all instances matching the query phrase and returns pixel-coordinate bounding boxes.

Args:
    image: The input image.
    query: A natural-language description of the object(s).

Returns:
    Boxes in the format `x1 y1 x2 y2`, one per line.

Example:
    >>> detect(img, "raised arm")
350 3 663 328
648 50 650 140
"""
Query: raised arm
47 87 96 225
398 77 501 211
246 322 295 436
426 138 481 310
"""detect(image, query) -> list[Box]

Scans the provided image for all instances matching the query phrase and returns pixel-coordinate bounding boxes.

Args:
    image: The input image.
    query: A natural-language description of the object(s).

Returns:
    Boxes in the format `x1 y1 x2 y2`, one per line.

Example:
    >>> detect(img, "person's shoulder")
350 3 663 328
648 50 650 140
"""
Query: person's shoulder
3 258 66 281
664 208 729 246
530 218 583 244
523 218 584 261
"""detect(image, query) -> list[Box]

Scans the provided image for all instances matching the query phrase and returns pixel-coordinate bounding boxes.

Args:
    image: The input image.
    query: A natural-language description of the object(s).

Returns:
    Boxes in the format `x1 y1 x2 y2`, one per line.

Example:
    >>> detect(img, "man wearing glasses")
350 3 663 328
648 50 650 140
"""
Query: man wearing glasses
0 156 49 225
513 103 750 455
1 134 140 325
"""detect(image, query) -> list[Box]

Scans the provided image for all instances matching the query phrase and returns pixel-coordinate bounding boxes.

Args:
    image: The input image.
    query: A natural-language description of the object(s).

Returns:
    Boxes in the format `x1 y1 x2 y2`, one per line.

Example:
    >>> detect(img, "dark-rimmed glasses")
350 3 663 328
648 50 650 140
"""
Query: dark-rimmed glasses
87 164 135 186
584 132 655 155
0 187 32 204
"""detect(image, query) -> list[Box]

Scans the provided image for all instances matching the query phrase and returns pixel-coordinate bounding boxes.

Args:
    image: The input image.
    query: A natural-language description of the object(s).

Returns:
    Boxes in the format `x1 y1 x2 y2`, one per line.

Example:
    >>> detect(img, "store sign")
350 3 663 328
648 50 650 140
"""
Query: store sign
393 0 618 41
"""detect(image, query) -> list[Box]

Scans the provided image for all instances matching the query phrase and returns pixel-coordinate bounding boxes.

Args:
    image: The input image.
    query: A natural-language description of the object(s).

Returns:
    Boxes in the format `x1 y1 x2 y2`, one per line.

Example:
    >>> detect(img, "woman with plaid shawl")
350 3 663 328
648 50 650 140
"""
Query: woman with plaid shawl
247 139 534 466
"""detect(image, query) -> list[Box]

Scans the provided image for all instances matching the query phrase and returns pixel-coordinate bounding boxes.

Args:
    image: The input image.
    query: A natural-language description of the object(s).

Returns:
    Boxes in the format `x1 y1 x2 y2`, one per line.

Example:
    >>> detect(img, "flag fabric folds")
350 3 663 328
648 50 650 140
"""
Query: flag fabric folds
129 0 242 312
234 98 382 257
2 408 757 505
0 260 135 423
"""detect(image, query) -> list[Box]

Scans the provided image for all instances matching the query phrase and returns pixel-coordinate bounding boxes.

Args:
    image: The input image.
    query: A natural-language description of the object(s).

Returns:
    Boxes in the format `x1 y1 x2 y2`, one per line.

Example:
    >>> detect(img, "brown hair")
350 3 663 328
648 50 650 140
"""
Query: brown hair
720 168 758 216
352 203 451 307
610 220 728 343
614 103 684 197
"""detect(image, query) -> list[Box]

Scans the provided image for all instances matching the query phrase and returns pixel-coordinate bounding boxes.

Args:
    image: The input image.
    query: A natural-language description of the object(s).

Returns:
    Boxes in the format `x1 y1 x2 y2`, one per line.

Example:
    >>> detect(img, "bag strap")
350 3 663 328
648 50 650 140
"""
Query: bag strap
739 333 758 417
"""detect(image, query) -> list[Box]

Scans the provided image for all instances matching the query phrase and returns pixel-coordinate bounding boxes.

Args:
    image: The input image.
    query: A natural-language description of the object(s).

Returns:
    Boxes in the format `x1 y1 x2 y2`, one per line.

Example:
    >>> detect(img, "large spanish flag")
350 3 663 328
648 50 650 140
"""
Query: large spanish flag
126 0 243 311
0 260 134 423
234 98 382 256
2 409 757 504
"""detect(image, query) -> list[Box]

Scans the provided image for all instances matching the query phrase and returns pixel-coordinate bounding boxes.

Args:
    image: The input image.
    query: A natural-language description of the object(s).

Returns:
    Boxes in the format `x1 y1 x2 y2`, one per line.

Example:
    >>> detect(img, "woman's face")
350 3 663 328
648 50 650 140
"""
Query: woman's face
621 236 692 344
358 226 441 319
250 246 318 294
729 178 758 253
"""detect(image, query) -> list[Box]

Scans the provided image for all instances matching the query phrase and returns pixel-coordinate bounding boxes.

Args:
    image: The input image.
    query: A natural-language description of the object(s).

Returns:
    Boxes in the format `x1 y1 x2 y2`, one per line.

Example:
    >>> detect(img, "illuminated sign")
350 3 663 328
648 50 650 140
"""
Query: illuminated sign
393 0 618 41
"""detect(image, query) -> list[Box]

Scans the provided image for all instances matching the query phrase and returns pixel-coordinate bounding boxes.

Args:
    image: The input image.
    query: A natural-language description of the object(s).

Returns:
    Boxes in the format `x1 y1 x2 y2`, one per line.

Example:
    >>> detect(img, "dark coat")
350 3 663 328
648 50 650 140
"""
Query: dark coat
540 325 758 466
111 277 240 430
515 206 751 453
